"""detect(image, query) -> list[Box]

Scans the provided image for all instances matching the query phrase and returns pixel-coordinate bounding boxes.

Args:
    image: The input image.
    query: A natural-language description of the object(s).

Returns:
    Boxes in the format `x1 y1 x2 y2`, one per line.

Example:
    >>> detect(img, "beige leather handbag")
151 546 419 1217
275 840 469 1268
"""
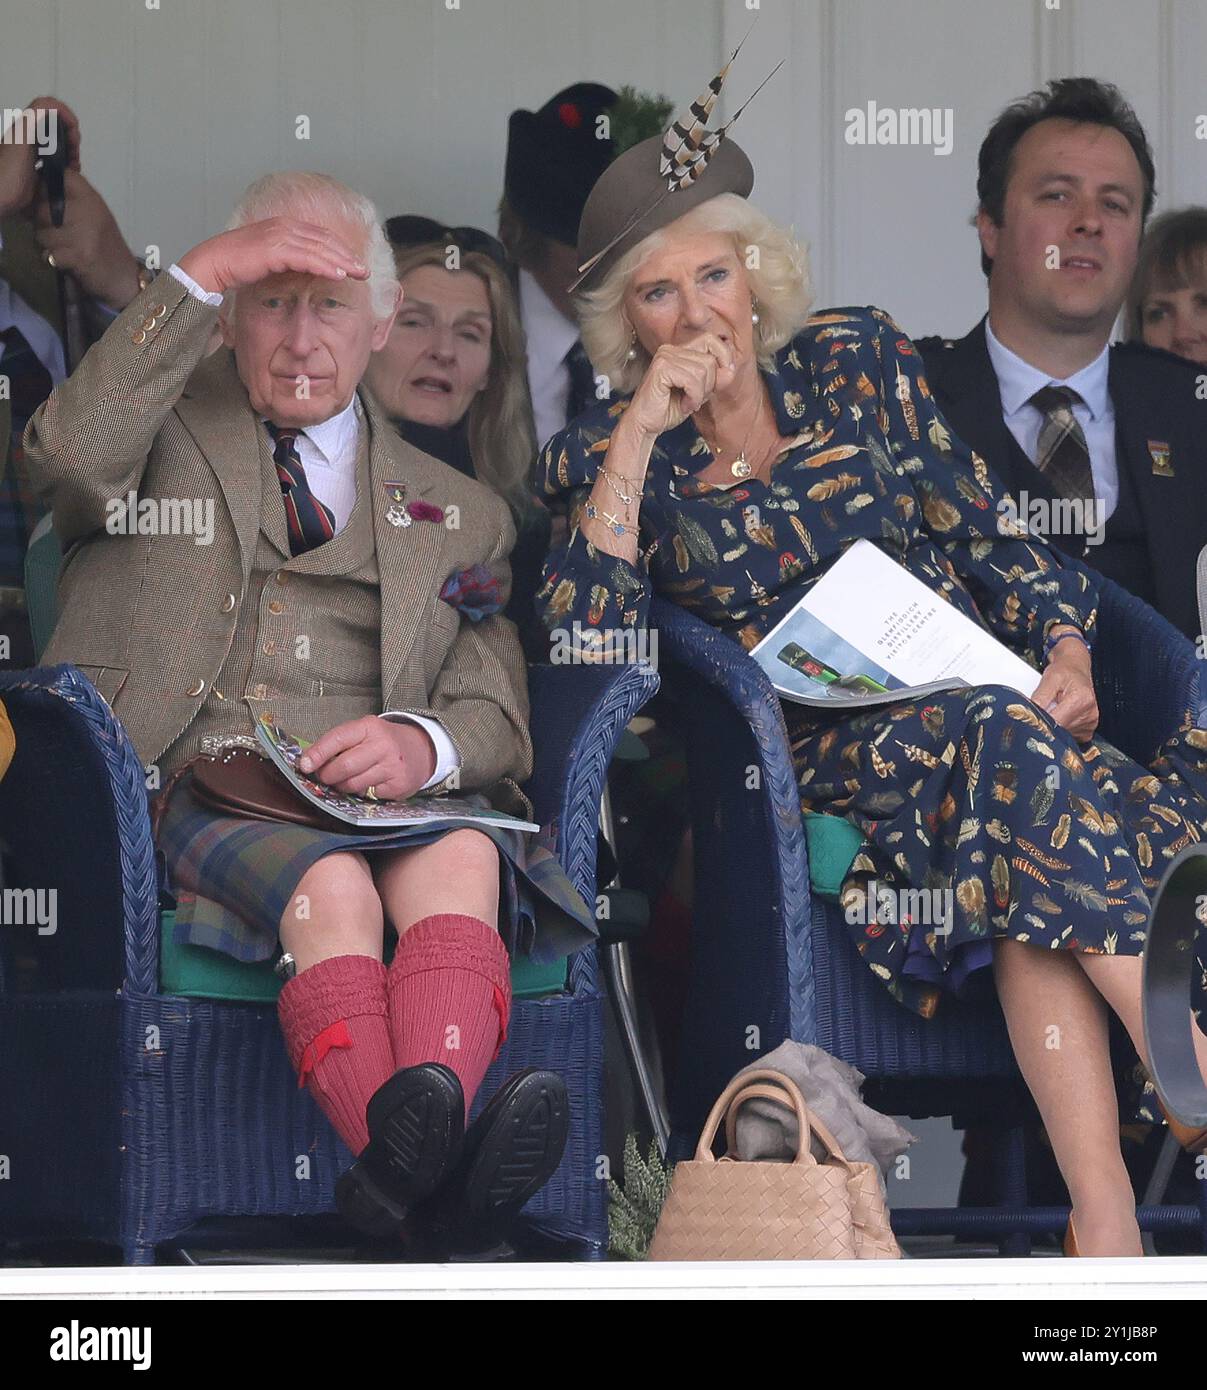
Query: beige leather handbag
648 1068 901 1260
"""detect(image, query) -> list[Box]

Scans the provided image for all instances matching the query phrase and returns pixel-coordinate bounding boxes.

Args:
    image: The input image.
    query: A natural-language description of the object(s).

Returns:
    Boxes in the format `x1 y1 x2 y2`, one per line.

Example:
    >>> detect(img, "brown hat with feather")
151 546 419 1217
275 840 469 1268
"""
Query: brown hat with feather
573 34 779 292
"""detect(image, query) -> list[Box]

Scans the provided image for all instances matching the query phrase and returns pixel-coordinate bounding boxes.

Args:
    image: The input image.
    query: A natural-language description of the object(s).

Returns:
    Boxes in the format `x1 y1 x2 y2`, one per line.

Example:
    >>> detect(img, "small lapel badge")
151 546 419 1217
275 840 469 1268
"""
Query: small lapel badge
1149 440 1174 477
383 480 411 527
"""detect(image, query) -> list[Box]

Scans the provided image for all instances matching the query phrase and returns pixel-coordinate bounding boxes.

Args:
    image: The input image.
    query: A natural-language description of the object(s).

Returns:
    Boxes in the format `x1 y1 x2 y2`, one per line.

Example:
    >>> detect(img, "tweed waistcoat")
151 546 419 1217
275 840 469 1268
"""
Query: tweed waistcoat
159 411 382 780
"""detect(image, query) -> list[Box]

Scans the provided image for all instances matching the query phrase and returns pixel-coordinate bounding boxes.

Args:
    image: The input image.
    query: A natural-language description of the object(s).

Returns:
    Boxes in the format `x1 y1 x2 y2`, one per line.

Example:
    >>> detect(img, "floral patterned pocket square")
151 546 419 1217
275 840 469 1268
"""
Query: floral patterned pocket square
439 563 503 622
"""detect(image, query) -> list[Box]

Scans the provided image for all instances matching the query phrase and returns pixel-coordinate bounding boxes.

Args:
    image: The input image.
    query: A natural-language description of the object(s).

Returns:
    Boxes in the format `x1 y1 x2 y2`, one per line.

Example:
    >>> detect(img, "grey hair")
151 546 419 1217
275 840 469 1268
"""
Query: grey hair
576 193 813 394
224 171 399 318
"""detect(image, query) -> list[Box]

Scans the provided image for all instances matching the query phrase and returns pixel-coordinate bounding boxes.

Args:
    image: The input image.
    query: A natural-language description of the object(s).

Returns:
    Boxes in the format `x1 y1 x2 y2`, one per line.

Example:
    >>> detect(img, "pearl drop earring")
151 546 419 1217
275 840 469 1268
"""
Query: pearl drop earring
626 332 638 361
751 300 760 325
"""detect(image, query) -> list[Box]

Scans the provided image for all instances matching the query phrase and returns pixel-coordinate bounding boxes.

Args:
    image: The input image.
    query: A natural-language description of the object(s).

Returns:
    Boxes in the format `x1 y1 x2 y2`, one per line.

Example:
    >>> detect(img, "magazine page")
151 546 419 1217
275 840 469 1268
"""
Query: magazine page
751 539 1043 708
254 718 539 833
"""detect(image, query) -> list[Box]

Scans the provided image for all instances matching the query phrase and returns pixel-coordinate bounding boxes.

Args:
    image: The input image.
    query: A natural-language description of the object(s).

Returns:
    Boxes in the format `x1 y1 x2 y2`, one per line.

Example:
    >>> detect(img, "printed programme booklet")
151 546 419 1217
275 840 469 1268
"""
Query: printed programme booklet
750 539 1043 709
254 718 540 833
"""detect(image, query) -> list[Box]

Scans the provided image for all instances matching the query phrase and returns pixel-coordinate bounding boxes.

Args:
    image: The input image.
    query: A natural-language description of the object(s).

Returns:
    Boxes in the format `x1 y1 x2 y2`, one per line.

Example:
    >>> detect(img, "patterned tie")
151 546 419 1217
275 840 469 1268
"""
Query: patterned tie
1029 384 1095 503
0 324 54 586
266 422 336 556
563 338 597 424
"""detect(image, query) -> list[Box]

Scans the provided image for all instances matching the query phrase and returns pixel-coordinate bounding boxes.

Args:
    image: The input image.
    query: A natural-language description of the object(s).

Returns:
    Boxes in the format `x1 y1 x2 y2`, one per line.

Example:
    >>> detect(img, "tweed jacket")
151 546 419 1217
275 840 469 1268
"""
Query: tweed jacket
22 270 533 806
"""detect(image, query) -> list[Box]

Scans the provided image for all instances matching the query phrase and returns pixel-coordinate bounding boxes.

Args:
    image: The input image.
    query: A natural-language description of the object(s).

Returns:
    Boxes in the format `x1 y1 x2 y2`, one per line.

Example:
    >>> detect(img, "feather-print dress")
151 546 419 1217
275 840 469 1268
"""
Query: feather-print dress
536 307 1207 1114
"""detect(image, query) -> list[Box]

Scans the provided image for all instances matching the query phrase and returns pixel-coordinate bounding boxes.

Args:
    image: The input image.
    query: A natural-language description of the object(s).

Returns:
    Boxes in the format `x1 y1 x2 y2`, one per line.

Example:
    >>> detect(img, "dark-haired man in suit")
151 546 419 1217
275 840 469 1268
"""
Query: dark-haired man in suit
917 77 1207 644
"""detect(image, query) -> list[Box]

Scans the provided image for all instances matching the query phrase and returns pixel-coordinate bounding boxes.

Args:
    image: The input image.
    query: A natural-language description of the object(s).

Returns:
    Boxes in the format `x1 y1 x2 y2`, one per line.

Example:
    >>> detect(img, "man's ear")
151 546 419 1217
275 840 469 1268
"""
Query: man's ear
975 207 1000 268
370 283 402 351
218 300 237 350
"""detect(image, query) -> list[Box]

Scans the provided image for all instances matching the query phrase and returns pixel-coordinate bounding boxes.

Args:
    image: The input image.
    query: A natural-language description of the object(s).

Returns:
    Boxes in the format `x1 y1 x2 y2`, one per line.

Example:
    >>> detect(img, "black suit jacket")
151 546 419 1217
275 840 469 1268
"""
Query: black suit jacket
915 318 1207 641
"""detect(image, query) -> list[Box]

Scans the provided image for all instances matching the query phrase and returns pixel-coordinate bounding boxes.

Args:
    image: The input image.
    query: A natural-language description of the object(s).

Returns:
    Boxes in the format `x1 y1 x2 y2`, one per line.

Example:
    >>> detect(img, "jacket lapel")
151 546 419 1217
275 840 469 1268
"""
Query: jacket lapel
175 349 264 586
363 392 448 704
930 318 1036 496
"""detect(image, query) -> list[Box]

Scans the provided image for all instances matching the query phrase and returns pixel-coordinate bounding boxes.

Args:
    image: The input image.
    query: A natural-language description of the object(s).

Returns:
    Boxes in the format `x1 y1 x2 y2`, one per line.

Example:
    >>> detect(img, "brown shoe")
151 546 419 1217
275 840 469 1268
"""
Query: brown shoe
1158 1098 1207 1155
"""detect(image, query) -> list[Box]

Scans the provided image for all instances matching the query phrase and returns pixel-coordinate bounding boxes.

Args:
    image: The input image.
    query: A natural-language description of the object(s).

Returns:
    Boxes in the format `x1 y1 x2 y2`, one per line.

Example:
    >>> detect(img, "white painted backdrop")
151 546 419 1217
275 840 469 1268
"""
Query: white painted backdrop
2 0 1205 344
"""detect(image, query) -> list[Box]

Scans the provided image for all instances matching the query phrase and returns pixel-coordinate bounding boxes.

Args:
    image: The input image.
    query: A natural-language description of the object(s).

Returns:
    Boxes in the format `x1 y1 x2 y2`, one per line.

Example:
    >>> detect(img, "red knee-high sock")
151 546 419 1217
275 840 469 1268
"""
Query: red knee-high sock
387 914 511 1115
277 953 396 1156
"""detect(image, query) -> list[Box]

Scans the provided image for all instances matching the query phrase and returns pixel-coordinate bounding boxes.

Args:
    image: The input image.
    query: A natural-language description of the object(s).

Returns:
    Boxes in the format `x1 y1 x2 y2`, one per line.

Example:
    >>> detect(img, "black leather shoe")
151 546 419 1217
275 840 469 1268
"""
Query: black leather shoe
335 1063 465 1240
421 1069 569 1251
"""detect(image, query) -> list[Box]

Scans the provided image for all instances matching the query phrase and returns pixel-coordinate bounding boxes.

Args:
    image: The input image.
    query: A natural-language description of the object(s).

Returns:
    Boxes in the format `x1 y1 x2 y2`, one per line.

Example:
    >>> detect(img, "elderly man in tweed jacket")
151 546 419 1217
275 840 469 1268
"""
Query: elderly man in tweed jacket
23 172 585 1251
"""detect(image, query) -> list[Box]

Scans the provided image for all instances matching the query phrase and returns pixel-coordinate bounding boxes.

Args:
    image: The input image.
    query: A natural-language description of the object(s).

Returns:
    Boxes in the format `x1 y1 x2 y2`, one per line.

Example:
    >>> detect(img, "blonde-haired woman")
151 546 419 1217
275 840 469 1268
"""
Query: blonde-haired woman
537 128 1207 1257
366 217 550 654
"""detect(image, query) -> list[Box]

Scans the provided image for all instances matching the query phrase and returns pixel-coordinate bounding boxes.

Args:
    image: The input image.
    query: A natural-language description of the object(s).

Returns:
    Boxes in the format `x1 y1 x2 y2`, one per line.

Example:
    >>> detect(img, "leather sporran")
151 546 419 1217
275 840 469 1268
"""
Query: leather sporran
647 1068 901 1260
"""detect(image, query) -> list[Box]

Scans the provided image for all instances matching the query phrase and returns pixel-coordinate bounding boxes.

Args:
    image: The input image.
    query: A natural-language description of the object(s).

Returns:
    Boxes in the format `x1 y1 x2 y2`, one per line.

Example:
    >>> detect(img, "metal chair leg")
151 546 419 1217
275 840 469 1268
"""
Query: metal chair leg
598 784 671 1158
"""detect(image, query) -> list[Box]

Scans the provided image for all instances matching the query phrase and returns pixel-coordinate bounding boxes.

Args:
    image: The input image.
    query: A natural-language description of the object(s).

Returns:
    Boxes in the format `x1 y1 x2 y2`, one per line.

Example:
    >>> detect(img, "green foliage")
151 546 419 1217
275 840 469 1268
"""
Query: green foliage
607 1133 675 1260
609 86 674 155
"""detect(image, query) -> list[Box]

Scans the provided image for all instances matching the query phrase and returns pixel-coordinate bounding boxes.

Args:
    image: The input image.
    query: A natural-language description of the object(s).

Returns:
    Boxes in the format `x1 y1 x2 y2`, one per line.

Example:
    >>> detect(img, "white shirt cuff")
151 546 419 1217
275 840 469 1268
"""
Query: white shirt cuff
378 712 460 791
168 262 224 308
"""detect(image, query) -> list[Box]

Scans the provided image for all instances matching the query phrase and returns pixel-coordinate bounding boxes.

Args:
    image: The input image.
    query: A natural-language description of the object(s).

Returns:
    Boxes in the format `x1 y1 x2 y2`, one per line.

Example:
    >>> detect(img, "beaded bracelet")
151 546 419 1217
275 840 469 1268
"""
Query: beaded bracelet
1043 628 1090 662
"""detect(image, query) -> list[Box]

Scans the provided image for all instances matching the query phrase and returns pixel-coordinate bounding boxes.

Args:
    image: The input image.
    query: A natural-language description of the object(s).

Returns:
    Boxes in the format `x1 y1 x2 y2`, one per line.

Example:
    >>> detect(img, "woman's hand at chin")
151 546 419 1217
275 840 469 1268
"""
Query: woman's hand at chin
622 332 737 440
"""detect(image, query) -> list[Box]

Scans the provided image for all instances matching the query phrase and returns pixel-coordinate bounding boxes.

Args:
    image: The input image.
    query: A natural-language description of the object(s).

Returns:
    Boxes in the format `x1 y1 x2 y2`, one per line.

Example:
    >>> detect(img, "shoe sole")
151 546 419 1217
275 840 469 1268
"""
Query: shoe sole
462 1074 569 1226
364 1065 462 1197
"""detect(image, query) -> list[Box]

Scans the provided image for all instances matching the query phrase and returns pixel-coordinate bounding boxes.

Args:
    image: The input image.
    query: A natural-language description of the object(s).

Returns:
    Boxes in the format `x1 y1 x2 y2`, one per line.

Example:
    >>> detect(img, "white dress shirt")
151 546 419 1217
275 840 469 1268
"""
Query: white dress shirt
518 267 580 451
0 225 67 386
168 263 459 792
984 317 1118 521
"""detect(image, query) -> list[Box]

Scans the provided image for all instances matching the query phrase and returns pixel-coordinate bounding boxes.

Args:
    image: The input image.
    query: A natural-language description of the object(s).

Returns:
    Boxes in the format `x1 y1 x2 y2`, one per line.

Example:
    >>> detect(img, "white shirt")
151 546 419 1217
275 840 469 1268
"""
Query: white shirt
518 267 580 451
168 262 459 792
984 317 1119 520
0 225 67 386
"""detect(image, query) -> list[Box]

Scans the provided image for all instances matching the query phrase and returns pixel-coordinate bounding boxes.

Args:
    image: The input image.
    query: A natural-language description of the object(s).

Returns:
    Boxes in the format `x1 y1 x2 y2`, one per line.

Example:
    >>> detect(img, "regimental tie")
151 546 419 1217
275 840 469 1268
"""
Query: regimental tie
1029 384 1095 504
0 324 54 586
265 421 336 556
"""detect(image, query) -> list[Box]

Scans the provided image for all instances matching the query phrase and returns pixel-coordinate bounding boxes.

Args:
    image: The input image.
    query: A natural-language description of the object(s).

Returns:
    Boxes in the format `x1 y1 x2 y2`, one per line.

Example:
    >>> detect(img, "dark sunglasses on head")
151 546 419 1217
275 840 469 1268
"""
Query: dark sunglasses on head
384 215 509 270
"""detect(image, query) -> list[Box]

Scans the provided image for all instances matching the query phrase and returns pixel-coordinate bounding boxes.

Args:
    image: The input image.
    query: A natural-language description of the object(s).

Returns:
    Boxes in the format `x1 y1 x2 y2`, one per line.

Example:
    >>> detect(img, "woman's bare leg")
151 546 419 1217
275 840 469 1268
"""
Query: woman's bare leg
1074 952 1207 1099
993 939 1142 1255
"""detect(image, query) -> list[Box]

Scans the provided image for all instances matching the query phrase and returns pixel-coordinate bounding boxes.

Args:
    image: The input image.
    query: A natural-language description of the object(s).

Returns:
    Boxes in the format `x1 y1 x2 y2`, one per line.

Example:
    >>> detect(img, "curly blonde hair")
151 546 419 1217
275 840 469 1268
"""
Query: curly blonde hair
576 193 813 394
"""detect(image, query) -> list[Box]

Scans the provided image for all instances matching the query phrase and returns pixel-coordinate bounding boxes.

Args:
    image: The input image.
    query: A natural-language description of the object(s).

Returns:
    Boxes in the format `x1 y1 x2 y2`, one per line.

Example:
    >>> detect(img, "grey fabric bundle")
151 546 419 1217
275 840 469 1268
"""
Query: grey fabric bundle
732 1041 917 1185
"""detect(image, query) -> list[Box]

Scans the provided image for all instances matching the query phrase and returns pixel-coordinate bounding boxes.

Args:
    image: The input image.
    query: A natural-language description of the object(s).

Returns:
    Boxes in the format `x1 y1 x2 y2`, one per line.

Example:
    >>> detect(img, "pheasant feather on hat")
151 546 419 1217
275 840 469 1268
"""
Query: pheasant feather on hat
573 32 783 291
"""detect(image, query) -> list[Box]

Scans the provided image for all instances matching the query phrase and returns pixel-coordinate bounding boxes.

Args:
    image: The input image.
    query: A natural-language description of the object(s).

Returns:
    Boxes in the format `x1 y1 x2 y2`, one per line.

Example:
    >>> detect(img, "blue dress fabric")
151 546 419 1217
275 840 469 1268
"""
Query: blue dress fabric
535 307 1207 1109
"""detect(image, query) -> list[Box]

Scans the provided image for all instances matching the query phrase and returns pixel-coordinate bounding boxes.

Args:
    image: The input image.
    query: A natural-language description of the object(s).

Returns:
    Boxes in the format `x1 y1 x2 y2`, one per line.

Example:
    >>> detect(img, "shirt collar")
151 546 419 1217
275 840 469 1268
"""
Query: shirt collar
519 268 579 363
263 394 359 465
985 316 1112 421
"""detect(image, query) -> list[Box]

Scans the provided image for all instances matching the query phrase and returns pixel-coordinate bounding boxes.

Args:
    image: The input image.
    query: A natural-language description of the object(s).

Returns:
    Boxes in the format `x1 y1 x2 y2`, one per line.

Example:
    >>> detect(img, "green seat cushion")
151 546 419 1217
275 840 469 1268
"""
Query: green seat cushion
802 812 867 902
159 910 569 1003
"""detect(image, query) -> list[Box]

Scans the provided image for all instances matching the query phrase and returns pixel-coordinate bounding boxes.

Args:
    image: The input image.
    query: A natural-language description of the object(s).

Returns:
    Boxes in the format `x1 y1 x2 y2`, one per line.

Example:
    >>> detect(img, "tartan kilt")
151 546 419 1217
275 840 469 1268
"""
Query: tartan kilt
154 771 596 966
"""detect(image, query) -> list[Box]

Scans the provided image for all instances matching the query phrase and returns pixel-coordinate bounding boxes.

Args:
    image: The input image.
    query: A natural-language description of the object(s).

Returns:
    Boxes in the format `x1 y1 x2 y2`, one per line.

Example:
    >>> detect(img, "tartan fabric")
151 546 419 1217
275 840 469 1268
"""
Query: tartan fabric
1030 383 1094 502
265 422 336 555
155 773 596 966
0 324 52 586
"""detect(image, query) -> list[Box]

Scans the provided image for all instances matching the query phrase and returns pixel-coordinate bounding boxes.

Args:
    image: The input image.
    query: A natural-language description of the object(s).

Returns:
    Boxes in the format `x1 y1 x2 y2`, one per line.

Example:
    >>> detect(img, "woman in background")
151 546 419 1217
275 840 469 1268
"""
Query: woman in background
366 216 551 656
1127 207 1207 365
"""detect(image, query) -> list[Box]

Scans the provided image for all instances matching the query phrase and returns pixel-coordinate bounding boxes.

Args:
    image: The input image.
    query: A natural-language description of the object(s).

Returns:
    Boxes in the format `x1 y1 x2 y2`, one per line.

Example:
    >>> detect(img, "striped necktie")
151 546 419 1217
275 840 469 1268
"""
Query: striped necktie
1029 384 1094 502
266 422 336 555
1 324 54 585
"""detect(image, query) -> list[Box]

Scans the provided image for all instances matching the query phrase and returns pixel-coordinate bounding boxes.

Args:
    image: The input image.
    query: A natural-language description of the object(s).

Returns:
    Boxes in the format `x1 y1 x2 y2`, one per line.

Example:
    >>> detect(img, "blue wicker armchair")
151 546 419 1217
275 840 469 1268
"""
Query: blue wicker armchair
0 656 657 1263
650 564 1207 1254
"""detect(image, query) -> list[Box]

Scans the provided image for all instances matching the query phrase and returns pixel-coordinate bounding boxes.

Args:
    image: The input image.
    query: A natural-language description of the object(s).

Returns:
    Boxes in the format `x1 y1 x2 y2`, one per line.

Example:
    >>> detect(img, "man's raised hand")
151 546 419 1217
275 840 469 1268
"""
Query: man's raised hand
175 217 369 296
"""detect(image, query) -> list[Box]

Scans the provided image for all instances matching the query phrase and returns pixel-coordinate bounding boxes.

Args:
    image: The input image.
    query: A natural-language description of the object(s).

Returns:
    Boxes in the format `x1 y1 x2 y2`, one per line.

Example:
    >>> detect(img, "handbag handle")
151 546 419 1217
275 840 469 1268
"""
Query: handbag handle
694 1067 816 1166
723 1080 854 1171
